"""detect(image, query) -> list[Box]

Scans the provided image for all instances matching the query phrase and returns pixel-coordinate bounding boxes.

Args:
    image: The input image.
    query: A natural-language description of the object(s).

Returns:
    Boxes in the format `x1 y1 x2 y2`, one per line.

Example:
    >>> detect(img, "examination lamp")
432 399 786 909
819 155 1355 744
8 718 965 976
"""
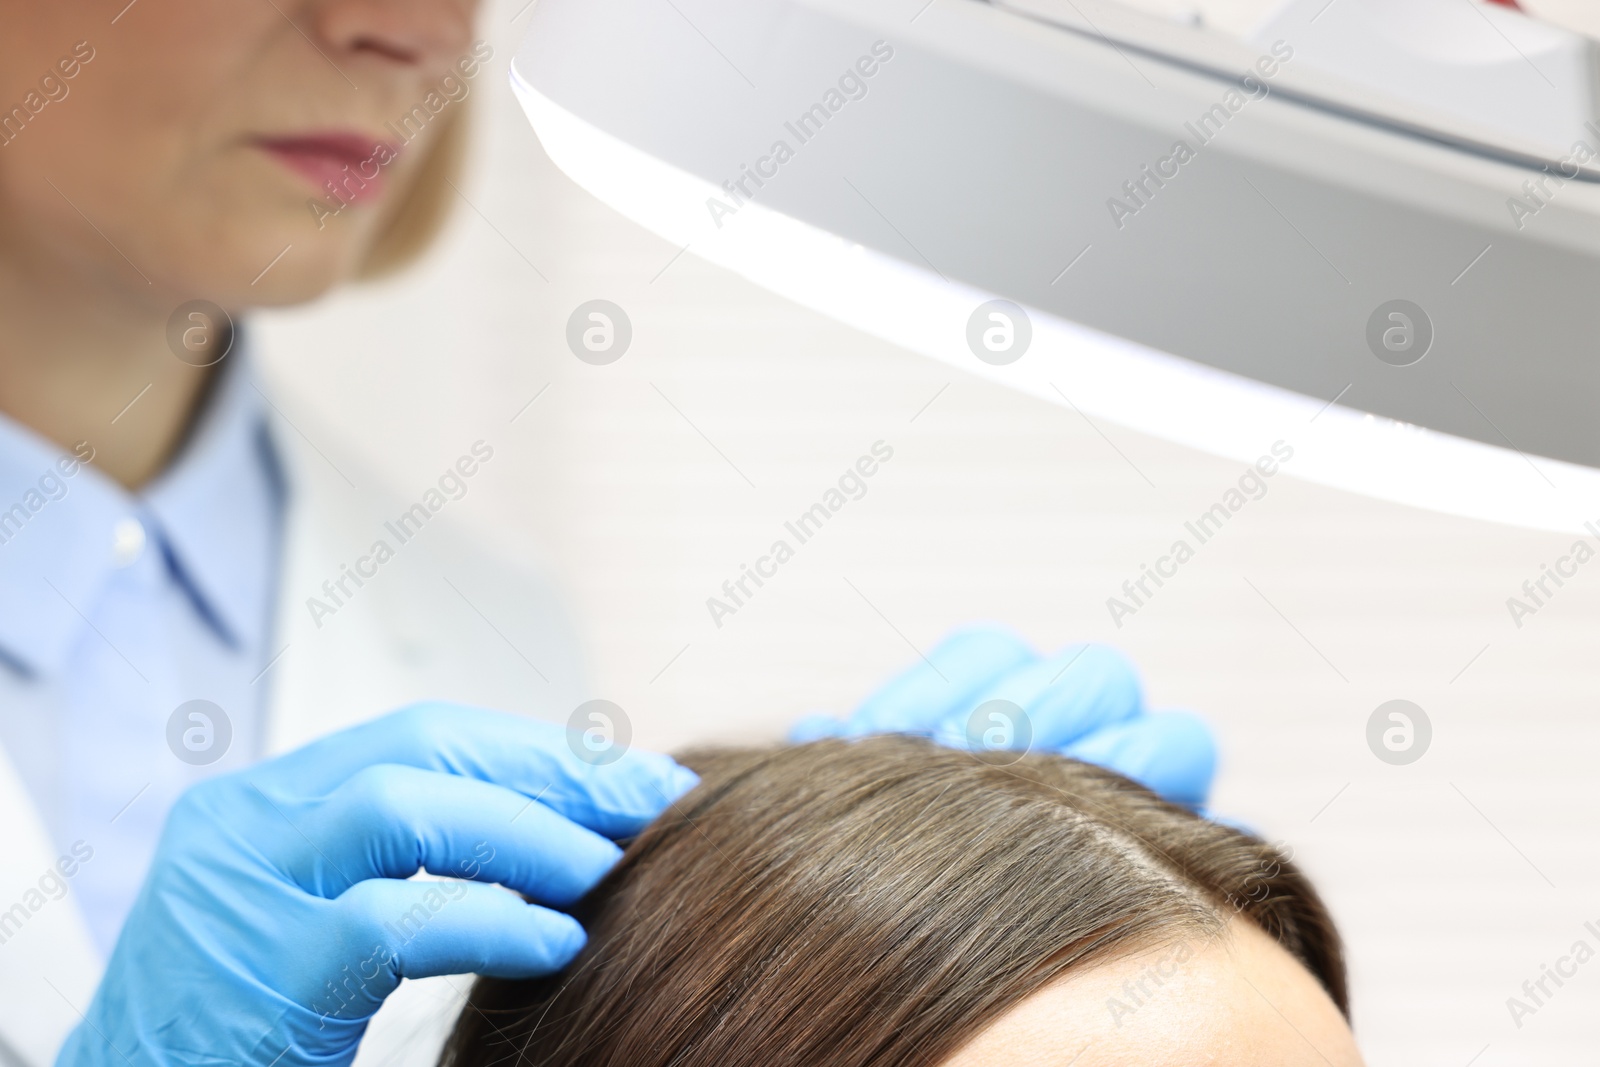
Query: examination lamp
511 0 1600 533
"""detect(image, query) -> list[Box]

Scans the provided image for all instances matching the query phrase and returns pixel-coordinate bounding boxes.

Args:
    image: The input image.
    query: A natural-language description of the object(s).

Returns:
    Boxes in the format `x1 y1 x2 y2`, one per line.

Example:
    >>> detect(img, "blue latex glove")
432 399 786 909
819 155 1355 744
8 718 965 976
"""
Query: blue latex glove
790 626 1216 808
57 703 699 1067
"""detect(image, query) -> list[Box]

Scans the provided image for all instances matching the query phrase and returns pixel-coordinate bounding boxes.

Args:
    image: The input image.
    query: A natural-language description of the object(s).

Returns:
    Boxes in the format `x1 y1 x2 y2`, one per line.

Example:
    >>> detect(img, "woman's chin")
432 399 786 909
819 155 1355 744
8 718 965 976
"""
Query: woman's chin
146 223 369 310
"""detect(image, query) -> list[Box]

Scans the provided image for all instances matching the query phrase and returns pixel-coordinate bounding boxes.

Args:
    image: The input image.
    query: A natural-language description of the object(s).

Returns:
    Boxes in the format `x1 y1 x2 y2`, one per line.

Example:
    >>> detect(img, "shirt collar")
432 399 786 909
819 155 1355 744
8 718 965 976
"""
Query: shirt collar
0 342 284 678
143 345 285 652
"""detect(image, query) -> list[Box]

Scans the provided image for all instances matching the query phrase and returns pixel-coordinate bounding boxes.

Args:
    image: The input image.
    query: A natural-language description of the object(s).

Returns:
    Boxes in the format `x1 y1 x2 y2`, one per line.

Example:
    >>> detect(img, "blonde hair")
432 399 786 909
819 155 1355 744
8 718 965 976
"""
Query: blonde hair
357 107 469 280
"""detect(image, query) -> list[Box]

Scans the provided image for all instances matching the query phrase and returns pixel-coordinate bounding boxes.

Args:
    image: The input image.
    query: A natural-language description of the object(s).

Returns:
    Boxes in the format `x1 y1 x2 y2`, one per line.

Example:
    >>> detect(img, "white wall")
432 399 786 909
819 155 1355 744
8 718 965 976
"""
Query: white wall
257 4 1600 1061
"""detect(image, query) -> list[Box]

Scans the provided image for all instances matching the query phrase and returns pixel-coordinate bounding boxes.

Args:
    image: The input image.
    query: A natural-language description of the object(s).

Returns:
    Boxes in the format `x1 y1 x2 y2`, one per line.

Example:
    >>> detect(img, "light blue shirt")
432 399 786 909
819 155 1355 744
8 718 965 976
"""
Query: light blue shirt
0 349 284 956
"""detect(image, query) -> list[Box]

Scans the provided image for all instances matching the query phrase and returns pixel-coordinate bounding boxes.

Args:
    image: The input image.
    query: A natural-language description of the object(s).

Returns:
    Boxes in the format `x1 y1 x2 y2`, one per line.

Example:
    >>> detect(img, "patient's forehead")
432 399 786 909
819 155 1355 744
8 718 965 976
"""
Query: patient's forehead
941 919 1363 1066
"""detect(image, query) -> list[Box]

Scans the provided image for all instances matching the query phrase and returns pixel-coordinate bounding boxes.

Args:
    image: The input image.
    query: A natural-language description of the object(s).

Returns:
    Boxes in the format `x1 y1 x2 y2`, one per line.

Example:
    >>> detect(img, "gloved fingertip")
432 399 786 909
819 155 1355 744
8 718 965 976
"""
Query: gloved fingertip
929 721 970 750
561 749 705 837
1151 709 1218 799
841 717 905 739
930 624 1037 666
545 834 626 908
1051 642 1145 704
666 764 701 800
1064 709 1217 810
543 912 588 968
599 835 627 866
631 749 696 794
788 714 845 743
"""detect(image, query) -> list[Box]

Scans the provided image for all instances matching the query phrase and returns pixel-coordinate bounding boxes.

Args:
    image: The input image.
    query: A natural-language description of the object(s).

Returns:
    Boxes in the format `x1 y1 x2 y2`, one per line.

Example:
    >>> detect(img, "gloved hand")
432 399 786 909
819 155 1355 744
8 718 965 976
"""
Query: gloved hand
56 703 698 1067
790 626 1216 808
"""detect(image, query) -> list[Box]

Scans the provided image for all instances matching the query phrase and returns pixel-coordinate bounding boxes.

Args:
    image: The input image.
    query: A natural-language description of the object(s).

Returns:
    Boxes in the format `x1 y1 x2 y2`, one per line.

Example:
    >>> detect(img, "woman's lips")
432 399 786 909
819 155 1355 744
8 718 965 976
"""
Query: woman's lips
256 132 399 204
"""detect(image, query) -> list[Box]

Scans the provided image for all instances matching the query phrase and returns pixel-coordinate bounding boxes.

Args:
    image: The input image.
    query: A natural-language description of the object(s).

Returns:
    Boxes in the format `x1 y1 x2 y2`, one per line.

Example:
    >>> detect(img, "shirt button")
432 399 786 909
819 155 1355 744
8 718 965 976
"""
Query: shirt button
111 517 147 567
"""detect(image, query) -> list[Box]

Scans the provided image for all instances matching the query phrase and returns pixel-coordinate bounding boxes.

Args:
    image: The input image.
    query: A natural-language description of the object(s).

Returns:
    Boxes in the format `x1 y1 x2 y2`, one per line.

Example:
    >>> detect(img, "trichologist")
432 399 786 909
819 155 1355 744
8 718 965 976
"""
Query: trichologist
0 3 1215 1066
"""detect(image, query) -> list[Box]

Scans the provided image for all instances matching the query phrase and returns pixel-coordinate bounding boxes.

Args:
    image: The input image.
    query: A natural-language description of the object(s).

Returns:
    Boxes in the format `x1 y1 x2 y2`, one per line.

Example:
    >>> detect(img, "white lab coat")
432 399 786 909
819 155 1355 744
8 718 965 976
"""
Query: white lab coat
0 380 587 1067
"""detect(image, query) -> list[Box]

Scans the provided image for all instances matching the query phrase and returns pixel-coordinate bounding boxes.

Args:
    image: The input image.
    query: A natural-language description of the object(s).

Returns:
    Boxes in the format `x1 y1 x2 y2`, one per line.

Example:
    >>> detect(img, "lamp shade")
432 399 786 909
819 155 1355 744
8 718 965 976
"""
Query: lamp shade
512 0 1600 532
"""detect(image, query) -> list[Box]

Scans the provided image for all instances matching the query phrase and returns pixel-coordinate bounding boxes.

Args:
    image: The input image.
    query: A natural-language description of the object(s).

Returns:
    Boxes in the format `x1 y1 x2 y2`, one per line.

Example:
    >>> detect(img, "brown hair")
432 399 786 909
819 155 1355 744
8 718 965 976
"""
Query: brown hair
442 736 1345 1067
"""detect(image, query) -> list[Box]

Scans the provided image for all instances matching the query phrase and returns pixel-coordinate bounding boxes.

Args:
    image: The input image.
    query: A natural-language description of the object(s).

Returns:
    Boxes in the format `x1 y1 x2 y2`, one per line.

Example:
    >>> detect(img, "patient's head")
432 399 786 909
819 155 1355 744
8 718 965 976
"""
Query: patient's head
443 736 1360 1066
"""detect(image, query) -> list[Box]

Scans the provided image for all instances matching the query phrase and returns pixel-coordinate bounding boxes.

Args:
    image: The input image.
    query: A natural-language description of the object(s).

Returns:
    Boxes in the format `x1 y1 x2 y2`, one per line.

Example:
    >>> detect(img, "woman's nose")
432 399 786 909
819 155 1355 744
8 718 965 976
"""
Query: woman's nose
312 0 476 68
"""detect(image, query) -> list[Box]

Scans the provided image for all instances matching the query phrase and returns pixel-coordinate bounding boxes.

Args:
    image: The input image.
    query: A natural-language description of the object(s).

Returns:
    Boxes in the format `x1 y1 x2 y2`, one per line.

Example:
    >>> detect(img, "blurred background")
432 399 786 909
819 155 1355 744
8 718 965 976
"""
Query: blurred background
257 0 1600 1062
